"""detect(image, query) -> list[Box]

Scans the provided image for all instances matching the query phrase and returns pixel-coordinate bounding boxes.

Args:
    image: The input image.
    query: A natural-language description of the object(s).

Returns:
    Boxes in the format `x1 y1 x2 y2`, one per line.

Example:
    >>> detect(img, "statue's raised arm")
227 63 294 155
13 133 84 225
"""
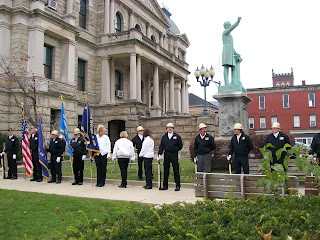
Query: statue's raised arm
223 17 241 36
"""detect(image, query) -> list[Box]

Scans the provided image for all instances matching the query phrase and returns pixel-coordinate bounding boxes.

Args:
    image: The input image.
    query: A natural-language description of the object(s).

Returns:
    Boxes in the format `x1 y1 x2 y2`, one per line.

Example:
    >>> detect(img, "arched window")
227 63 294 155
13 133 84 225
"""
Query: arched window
281 82 285 87
79 0 86 29
151 35 156 42
135 24 141 31
276 83 280 87
115 12 122 32
286 82 290 86
115 70 122 92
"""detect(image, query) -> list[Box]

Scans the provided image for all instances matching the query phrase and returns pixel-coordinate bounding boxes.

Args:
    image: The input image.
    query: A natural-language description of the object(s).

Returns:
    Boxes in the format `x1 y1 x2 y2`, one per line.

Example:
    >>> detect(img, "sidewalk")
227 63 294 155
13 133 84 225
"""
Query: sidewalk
0 175 201 205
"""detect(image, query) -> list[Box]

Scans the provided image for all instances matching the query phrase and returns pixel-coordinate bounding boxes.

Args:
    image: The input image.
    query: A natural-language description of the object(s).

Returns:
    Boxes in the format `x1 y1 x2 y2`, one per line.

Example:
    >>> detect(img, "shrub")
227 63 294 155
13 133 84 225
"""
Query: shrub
63 195 320 239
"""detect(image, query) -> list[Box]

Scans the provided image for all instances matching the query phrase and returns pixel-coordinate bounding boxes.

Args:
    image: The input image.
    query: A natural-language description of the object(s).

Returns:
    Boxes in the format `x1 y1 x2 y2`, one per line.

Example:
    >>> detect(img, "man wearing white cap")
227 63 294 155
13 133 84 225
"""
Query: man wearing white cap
158 123 183 191
70 128 87 185
132 126 144 180
30 126 42 182
265 122 291 171
194 123 216 172
309 124 320 165
47 130 65 183
227 123 253 174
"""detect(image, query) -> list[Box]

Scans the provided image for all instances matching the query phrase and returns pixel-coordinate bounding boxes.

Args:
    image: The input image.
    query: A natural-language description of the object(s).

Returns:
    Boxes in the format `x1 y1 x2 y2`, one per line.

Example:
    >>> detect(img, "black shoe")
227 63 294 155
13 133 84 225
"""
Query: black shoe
72 182 78 185
4 176 12 179
118 185 126 188
175 186 180 191
95 184 99 187
144 185 152 189
159 187 168 190
56 180 61 184
48 179 56 183
30 178 37 181
78 182 83 185
37 179 43 182
11 177 17 180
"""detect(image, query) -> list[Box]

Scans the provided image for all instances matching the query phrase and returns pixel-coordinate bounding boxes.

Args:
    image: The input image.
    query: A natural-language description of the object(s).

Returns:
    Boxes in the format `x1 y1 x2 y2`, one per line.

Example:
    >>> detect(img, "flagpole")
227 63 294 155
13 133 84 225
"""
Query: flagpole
60 95 75 182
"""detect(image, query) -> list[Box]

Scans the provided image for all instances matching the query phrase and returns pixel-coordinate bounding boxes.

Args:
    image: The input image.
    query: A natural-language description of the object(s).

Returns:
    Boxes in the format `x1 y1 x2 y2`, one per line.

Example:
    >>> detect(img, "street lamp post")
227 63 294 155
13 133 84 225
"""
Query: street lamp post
194 65 220 115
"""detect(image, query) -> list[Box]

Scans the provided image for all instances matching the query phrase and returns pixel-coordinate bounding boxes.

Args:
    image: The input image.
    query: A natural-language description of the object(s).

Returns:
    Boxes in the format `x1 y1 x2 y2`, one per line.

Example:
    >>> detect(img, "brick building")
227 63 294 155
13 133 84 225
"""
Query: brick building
247 70 320 145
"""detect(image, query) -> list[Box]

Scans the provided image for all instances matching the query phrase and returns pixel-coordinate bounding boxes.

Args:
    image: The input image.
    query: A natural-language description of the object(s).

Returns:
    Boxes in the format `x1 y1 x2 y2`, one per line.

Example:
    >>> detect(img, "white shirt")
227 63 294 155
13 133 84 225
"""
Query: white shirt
168 132 173 139
138 134 143 141
112 138 135 161
273 132 279 138
200 133 206 139
9 135 13 139
236 134 241 143
96 134 111 157
139 136 154 158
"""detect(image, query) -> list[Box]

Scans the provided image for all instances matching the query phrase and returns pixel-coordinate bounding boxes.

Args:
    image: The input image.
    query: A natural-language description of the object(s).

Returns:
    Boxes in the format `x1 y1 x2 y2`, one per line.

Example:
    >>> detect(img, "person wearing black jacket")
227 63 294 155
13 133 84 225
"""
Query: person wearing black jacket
3 128 19 179
265 122 291 171
132 126 144 180
227 123 253 174
309 130 320 165
194 123 216 172
70 128 87 185
158 123 183 191
47 130 65 183
29 127 42 182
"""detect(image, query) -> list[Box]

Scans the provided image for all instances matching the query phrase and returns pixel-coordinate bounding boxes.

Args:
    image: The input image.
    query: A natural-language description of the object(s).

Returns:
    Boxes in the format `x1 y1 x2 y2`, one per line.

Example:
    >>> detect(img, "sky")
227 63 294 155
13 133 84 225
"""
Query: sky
157 0 320 101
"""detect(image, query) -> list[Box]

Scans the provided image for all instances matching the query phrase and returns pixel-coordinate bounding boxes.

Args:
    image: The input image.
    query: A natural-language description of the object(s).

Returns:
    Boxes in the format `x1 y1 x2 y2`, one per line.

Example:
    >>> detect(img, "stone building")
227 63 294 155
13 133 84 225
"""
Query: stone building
0 0 195 142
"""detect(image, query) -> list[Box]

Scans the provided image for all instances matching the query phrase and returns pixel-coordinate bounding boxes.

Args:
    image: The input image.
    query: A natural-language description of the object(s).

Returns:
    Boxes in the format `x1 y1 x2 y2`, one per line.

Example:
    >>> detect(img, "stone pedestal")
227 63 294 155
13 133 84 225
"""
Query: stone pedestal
213 91 252 139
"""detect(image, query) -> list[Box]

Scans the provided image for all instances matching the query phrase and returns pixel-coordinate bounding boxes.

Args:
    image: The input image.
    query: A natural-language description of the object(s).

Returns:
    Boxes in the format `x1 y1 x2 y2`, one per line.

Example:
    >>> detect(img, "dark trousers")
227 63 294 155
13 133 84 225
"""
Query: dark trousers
118 158 129 186
32 151 42 180
73 156 84 183
50 156 62 181
7 154 17 178
138 156 144 179
271 157 286 172
95 154 107 186
144 158 153 187
163 151 180 188
235 155 249 174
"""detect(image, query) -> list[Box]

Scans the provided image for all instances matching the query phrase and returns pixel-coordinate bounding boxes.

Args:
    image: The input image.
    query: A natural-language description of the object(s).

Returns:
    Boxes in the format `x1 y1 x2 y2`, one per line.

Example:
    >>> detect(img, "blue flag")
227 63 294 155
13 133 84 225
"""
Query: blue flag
38 112 50 179
60 101 73 161
81 96 100 158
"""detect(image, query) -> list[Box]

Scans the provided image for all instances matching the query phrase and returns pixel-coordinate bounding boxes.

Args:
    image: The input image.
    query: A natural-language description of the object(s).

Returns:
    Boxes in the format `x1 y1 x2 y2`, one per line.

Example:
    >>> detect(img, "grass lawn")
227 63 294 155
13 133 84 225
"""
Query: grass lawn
0 189 142 240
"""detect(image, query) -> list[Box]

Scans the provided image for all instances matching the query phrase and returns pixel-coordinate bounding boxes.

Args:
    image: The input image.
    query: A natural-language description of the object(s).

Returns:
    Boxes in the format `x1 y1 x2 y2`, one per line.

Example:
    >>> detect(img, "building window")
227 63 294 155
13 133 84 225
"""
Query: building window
276 83 280 87
79 0 86 29
135 24 141 31
309 92 315 107
115 70 122 92
294 115 300 128
286 82 290 86
296 137 313 146
271 116 277 125
249 117 254 129
310 114 316 127
283 94 289 108
259 95 265 110
260 117 266 129
281 82 285 87
151 35 156 42
77 59 86 91
78 115 82 129
115 12 121 32
43 45 53 79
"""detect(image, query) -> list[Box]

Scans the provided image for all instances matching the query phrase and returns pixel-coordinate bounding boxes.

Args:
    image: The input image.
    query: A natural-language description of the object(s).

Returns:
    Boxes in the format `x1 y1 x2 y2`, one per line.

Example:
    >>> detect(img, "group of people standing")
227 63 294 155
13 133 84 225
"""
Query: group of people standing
2 120 320 188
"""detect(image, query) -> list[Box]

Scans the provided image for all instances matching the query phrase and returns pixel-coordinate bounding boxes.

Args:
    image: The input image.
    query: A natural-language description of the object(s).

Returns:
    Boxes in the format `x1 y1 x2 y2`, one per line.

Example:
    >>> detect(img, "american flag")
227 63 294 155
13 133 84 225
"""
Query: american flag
21 106 33 176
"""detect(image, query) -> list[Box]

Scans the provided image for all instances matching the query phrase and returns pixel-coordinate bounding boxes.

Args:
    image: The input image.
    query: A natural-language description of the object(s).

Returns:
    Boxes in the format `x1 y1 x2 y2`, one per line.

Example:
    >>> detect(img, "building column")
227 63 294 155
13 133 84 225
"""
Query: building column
63 0 75 25
168 72 175 115
150 64 161 117
61 40 75 85
129 10 134 29
110 58 115 103
159 33 163 47
109 0 115 33
27 26 45 76
174 80 181 114
174 47 179 58
181 79 187 114
146 23 150 38
136 55 141 102
186 80 189 114
101 57 111 104
0 22 11 59
104 0 110 33
163 80 169 113
129 53 137 101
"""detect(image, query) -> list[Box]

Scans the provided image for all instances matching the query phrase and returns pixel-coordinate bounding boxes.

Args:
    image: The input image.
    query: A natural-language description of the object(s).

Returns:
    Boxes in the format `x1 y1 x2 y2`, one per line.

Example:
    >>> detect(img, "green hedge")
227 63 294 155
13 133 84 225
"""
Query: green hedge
62 194 320 240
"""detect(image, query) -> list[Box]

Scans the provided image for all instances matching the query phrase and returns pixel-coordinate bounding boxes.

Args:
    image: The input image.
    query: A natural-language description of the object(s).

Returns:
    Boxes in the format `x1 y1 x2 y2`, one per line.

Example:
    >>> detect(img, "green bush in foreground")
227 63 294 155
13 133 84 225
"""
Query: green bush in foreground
63 195 320 240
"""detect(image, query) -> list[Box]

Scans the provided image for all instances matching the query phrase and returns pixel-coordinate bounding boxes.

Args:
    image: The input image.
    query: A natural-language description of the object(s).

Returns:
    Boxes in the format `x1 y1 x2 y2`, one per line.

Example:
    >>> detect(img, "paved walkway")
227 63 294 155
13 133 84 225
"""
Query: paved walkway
0 175 201 205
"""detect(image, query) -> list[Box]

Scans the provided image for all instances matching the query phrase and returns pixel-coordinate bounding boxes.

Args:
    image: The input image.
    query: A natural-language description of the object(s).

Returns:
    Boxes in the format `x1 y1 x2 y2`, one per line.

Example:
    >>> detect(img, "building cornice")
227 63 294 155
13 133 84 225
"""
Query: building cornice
247 84 320 94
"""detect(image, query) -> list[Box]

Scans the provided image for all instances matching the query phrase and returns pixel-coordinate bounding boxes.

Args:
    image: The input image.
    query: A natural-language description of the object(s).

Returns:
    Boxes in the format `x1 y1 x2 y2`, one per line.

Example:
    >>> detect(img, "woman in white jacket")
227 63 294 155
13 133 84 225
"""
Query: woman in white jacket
139 129 154 189
112 131 135 188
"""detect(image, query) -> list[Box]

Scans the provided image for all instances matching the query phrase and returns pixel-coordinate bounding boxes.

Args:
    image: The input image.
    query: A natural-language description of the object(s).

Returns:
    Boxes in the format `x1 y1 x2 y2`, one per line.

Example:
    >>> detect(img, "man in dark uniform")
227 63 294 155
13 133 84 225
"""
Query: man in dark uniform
194 123 216 172
265 122 291 171
3 128 19 179
227 123 253 174
29 127 42 182
70 128 87 185
132 126 144 180
309 125 320 165
47 130 65 183
158 123 183 191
